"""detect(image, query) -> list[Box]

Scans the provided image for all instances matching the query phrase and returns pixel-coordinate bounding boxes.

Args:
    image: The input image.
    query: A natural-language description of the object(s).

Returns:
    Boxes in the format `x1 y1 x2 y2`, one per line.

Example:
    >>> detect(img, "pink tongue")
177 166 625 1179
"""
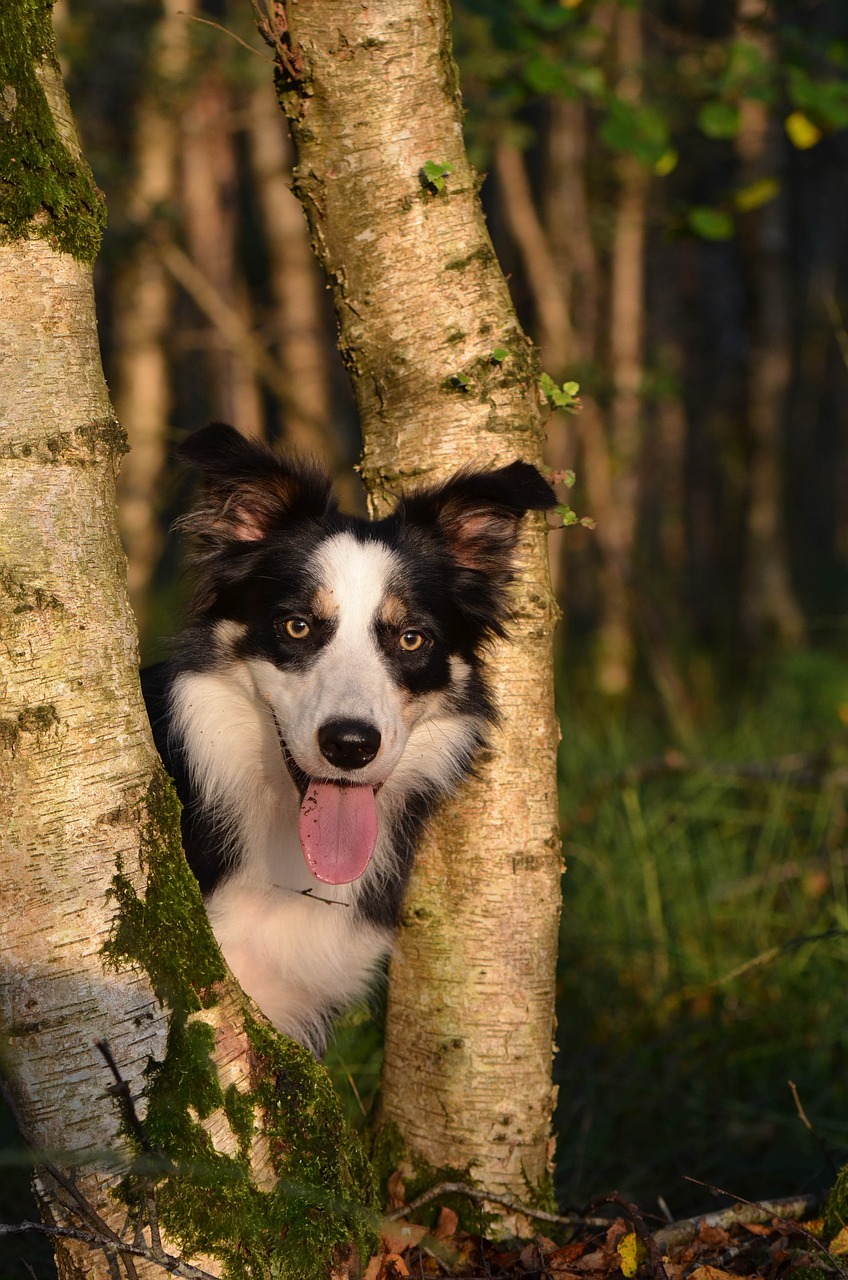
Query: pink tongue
298 782 378 884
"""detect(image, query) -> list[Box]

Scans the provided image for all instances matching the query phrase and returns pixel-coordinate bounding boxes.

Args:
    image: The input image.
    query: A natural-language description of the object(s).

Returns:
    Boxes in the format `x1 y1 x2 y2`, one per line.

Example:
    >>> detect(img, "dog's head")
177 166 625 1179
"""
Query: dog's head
175 422 556 884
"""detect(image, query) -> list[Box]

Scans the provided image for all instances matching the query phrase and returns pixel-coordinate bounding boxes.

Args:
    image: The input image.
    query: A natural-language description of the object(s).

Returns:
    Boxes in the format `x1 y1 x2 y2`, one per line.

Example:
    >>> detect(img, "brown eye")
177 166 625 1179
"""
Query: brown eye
399 629 425 652
283 617 311 640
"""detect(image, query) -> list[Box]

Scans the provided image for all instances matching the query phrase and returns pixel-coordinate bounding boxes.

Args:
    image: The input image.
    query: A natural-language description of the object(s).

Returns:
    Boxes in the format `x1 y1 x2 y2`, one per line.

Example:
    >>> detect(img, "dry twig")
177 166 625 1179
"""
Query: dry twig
654 1190 820 1251
682 1177 844 1277
386 1180 608 1229
0 1220 216 1279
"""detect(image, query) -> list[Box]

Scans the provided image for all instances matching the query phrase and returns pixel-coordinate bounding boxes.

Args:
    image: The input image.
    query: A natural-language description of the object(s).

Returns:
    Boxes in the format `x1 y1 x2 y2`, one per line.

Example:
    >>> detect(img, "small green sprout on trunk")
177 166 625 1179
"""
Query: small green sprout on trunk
540 376 596 531
420 160 454 194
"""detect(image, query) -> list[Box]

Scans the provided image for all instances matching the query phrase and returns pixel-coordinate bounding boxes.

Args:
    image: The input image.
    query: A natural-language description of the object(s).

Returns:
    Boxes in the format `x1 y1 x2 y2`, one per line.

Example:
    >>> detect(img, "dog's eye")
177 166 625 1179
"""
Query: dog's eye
399 629 426 652
279 617 311 640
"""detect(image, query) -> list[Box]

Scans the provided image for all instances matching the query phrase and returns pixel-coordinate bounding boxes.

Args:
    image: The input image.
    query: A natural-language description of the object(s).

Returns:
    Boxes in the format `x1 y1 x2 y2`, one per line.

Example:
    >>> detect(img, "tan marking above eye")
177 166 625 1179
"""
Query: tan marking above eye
312 586 337 618
380 593 408 628
399 629 425 652
285 617 311 639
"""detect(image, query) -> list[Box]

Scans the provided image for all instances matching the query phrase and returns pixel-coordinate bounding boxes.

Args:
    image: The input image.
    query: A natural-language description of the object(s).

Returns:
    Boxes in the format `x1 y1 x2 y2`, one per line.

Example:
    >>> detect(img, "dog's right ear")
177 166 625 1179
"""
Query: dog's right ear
177 423 336 544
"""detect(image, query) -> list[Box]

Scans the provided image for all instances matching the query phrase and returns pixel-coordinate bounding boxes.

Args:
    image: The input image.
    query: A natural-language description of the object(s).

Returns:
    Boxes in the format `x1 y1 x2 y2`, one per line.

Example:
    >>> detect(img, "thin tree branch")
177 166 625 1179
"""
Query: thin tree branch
0 1221 217 1280
681 1178 842 1276
181 13 272 61
788 1080 840 1177
96 1040 156 1155
654 1190 821 1251
157 239 346 469
386 1180 608 1229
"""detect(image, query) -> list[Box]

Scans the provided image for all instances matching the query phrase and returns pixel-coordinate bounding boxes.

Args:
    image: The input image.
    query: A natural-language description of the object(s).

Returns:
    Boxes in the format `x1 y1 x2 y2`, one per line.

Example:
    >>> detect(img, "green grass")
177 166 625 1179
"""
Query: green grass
554 649 848 1217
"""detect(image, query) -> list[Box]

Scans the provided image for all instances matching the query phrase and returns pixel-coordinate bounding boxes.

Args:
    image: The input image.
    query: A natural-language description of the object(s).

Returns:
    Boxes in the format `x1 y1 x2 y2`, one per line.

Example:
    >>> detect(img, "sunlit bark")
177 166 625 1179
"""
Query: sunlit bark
275 0 562 1221
0 10 370 1276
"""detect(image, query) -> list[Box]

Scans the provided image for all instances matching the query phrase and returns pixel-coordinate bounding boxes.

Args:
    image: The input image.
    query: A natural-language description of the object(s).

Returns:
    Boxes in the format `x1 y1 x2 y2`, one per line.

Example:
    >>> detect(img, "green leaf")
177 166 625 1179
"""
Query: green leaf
687 206 734 241
422 160 454 193
524 54 571 97
697 101 741 140
600 97 671 167
491 347 509 363
788 67 848 130
733 177 780 211
541 372 581 412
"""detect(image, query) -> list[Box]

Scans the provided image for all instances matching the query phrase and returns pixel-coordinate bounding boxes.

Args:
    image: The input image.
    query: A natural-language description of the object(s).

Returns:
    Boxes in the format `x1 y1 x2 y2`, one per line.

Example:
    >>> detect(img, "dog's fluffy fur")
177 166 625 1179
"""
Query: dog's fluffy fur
142 423 556 1052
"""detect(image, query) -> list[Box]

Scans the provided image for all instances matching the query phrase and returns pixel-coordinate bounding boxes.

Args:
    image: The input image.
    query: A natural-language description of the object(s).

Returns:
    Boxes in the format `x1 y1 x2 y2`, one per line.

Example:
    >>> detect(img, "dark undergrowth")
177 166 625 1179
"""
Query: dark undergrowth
3 649 848 1274
327 648 848 1221
553 647 848 1218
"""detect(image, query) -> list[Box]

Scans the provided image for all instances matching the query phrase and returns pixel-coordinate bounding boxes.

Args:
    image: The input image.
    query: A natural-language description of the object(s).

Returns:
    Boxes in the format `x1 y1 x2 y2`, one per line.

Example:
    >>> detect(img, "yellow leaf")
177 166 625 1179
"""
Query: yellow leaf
655 149 679 176
617 1232 647 1277
829 1224 848 1255
561 0 583 7
785 111 822 150
734 178 780 211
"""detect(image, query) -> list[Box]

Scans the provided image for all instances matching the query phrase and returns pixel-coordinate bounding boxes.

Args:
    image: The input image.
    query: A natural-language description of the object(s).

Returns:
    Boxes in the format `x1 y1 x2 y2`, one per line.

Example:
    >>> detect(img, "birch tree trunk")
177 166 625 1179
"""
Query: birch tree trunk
0 8 372 1277
270 0 562 1217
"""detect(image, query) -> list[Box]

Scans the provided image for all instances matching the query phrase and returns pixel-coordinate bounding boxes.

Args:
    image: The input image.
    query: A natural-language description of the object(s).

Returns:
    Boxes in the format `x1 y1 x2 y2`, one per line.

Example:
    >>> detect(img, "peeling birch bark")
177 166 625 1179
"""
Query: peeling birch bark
1 9 373 1276
273 0 562 1216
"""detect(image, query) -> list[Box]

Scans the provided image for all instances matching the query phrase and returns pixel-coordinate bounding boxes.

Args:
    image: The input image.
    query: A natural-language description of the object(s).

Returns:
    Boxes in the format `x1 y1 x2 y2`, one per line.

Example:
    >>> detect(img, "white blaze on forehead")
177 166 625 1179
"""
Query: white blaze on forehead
312 532 400 632
294 532 407 742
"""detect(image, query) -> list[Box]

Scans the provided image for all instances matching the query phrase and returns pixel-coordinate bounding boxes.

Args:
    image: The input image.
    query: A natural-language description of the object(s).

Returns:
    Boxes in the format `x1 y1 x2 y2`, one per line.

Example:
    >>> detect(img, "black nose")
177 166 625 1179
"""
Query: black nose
318 719 382 770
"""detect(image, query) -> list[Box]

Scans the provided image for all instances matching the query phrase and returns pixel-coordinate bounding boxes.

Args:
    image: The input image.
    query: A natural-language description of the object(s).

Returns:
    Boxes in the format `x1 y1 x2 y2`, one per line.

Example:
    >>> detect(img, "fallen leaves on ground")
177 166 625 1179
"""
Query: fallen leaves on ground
363 1204 837 1280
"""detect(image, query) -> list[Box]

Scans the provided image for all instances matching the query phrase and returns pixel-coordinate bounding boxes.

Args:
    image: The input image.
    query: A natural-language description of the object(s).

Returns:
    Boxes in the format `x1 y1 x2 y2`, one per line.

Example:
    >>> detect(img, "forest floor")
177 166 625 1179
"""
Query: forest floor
363 1192 838 1280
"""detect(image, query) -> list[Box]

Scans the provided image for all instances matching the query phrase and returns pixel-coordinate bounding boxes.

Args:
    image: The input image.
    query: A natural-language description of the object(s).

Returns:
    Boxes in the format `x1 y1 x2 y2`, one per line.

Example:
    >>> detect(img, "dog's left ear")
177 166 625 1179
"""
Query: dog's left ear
177 422 336 545
398 460 557 574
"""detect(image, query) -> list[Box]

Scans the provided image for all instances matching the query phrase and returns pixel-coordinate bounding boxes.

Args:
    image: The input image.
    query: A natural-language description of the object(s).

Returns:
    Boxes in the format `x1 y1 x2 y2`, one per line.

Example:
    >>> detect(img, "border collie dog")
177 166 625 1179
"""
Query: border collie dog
143 423 555 1053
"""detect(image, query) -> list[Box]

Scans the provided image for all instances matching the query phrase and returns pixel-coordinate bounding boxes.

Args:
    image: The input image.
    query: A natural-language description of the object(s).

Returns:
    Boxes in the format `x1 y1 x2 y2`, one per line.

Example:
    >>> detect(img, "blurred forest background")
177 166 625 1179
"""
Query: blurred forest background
12 0 848 1241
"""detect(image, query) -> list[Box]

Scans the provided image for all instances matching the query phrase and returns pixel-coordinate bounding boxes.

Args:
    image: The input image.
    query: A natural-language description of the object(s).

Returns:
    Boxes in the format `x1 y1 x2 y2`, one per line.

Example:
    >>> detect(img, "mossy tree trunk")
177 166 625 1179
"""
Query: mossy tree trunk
272 0 562 1219
0 6 372 1277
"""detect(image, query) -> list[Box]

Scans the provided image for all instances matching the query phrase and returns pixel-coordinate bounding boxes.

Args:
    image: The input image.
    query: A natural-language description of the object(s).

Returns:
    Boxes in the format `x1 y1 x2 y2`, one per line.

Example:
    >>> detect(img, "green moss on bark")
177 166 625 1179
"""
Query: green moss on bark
825 1164 848 1237
246 1015 378 1274
370 1121 490 1236
0 0 105 260
104 771 377 1278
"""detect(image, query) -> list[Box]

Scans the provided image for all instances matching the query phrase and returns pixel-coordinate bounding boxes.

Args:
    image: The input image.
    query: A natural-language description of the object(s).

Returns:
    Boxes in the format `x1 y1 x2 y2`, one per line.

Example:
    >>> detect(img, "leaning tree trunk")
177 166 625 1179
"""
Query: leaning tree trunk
270 0 562 1218
0 8 372 1278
